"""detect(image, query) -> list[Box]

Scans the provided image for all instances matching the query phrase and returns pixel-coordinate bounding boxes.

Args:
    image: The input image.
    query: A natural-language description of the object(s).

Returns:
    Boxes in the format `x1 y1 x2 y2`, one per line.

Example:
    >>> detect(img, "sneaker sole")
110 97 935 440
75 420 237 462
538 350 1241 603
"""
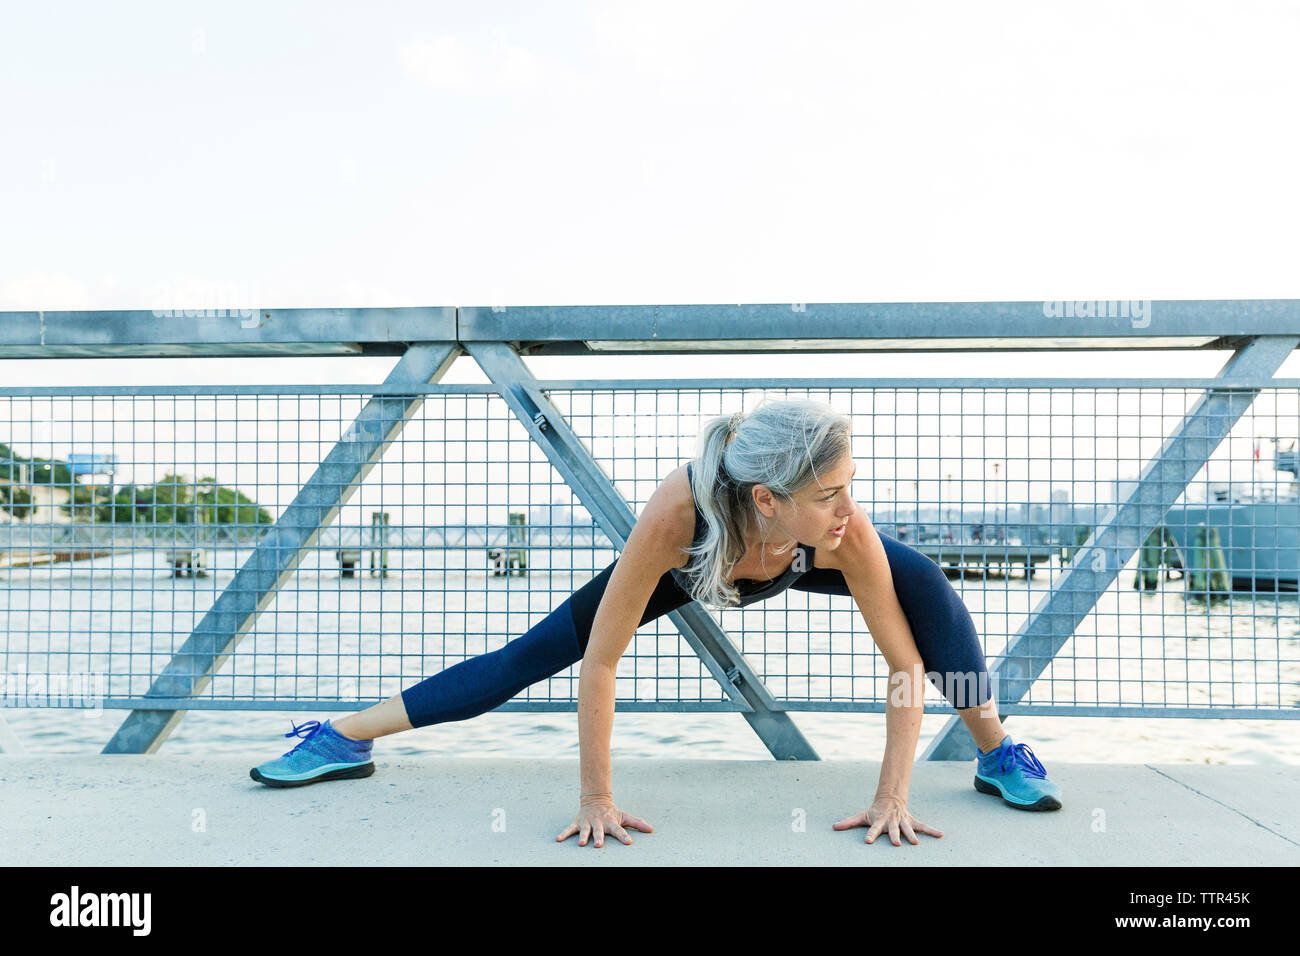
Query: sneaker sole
250 761 375 788
973 773 1062 811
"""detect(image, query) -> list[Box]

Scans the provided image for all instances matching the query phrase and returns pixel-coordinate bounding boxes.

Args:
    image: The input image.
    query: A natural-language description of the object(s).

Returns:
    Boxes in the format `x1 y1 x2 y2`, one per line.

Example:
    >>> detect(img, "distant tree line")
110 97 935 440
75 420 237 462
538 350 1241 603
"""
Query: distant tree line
1 443 272 526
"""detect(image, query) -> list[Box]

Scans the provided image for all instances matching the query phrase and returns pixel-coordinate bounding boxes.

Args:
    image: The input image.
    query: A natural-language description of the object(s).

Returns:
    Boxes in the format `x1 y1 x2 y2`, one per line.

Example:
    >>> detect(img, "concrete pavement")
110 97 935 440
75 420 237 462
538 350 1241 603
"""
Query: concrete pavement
2 756 1296 866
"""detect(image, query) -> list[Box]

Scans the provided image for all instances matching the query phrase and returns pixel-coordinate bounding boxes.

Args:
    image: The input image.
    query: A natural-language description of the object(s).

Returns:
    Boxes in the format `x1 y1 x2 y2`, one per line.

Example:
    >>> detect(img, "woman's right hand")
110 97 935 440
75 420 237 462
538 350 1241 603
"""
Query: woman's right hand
555 795 654 847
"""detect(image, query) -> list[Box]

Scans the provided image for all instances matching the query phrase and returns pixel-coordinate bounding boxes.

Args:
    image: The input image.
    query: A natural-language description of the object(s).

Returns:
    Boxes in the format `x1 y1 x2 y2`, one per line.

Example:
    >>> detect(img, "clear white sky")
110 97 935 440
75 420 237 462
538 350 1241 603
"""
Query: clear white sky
2 0 1298 388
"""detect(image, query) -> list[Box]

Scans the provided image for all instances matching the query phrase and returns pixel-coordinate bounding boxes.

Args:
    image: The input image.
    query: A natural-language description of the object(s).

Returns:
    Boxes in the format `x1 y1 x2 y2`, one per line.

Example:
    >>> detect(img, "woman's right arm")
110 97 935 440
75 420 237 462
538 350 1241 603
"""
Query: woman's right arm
556 470 693 847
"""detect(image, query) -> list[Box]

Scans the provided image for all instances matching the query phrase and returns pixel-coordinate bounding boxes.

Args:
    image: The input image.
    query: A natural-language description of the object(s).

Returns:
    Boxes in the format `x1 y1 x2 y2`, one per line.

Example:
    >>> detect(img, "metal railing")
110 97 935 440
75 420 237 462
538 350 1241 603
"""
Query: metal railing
1 304 1298 759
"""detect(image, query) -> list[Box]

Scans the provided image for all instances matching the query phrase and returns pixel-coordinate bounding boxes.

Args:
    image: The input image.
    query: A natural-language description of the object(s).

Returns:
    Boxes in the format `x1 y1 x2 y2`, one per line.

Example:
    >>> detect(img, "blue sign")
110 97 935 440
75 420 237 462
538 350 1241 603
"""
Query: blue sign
67 453 118 475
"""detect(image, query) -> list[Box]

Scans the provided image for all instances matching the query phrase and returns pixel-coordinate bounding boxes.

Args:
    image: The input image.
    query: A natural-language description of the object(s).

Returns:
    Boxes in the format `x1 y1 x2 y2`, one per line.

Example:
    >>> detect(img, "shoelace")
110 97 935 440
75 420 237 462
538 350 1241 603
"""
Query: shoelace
279 719 324 755
286 718 324 740
999 742 1048 779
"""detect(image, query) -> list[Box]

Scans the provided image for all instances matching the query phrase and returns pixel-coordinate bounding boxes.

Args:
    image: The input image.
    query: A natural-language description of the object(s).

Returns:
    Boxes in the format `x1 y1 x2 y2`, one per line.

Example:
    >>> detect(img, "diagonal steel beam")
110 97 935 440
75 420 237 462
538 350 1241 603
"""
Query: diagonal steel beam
466 341 818 759
923 335 1300 760
102 343 461 753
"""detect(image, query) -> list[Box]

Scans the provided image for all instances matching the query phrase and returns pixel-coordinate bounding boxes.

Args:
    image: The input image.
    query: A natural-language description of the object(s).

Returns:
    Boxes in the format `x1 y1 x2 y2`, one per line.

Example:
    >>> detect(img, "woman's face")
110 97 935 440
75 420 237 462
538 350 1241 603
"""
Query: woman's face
752 453 859 549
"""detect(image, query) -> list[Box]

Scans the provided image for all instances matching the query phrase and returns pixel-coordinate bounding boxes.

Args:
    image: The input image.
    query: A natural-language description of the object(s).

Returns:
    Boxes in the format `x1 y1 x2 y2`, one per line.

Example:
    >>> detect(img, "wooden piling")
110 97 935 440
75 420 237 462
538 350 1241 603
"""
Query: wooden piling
1186 522 1230 601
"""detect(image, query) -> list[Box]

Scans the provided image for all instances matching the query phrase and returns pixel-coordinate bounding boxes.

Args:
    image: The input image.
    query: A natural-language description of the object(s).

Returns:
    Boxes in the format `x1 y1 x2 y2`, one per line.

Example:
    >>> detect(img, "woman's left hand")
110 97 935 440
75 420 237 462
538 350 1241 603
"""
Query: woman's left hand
832 793 944 845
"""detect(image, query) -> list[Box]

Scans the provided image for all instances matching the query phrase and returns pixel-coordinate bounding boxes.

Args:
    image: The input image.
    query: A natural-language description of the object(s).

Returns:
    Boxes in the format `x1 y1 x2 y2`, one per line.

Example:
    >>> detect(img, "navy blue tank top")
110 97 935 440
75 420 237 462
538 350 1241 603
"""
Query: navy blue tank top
671 461 815 606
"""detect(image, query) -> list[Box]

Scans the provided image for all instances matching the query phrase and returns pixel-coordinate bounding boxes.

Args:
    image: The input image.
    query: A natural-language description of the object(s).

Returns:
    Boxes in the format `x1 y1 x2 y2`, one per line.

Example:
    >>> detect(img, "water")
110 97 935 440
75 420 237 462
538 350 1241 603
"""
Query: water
2 548 1298 765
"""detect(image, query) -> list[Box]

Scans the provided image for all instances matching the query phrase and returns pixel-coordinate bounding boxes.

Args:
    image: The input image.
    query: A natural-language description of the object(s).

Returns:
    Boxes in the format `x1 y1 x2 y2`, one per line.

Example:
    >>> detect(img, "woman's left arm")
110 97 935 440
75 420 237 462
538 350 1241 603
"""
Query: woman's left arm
828 507 944 846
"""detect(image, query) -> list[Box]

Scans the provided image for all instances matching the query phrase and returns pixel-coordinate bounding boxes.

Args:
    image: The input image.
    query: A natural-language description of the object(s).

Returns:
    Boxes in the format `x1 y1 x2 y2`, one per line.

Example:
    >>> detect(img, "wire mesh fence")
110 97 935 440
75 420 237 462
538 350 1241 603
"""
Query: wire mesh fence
1 380 1297 720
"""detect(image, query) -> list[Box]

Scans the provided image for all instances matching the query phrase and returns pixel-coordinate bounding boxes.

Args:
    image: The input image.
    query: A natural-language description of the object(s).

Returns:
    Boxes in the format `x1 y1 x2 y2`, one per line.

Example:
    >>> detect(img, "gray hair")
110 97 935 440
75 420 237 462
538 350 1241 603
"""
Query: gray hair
680 397 854 608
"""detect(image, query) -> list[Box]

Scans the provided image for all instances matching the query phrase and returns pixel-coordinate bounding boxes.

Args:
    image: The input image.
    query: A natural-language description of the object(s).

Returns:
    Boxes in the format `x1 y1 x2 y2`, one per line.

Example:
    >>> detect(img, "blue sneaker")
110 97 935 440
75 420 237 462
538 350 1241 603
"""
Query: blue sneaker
250 719 375 788
973 735 1062 811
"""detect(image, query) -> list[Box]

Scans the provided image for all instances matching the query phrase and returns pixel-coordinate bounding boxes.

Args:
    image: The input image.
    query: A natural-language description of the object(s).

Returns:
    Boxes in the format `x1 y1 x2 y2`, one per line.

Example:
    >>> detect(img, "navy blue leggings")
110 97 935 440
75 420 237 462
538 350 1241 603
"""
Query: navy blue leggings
399 531 991 727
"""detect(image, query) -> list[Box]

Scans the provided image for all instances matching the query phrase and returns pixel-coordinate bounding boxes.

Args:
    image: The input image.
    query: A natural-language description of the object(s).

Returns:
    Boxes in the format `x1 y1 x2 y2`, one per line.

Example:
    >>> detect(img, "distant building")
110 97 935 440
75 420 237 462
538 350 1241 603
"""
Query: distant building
1109 478 1140 503
0 463 74 524
1048 487 1074 535
529 495 577 529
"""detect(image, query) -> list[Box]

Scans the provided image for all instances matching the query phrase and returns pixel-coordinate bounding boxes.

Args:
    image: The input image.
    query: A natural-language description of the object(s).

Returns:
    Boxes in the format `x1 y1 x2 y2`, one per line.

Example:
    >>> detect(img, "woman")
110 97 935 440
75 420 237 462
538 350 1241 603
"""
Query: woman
250 398 1063 847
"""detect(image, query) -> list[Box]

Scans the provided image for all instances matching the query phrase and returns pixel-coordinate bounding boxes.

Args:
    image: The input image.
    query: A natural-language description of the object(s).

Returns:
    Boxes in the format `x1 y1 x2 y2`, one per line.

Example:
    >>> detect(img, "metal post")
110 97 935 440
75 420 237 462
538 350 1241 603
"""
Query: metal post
101 342 460 753
923 335 1300 760
369 511 390 577
465 341 819 760
507 511 527 573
